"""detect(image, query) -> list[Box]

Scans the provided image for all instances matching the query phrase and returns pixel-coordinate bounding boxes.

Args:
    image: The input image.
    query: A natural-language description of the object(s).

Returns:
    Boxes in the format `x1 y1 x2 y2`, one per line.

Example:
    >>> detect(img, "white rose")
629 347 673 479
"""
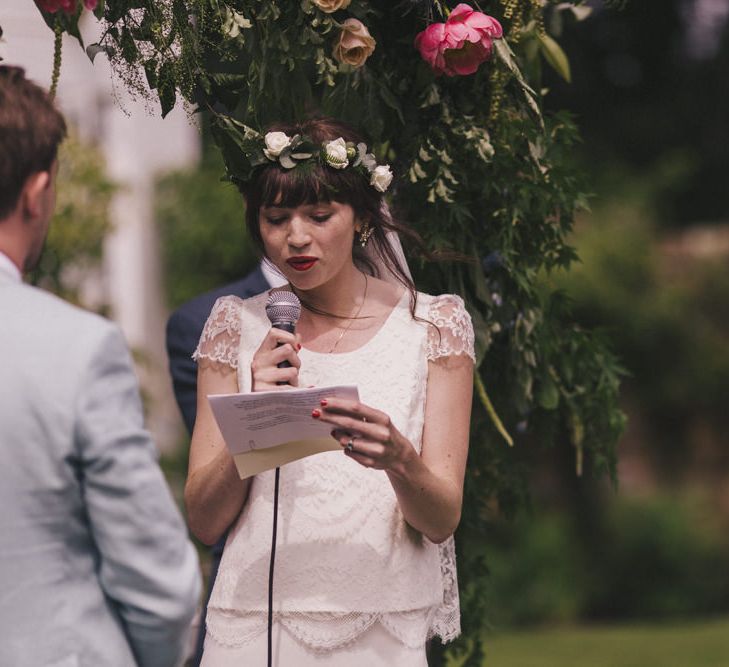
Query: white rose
324 137 349 169
370 164 393 192
264 131 291 160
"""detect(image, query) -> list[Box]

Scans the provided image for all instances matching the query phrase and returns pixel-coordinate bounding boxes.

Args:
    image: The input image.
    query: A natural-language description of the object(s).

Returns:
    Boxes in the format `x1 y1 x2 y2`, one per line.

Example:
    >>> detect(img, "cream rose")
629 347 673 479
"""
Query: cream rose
263 131 291 160
333 19 376 69
324 137 349 169
370 164 393 192
312 0 351 12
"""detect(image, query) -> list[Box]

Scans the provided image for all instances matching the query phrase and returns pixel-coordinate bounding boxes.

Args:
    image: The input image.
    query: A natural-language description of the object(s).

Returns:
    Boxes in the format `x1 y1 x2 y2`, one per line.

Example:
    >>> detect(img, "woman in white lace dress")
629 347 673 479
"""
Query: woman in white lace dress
186 118 475 666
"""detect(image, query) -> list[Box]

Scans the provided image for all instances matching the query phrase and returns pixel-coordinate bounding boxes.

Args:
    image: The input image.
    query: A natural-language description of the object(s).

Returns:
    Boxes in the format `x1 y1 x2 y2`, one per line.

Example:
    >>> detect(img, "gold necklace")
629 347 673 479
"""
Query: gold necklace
328 273 368 353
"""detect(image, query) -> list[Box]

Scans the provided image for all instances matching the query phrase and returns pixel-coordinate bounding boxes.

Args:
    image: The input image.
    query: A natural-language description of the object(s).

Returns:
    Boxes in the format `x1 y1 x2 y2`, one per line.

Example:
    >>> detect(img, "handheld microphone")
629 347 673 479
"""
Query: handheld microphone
265 290 301 372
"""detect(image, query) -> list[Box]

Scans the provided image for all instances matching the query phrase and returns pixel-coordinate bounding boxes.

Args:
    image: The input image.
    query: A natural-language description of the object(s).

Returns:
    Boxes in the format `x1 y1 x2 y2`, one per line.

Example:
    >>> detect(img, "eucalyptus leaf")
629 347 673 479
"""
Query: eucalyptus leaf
279 154 297 169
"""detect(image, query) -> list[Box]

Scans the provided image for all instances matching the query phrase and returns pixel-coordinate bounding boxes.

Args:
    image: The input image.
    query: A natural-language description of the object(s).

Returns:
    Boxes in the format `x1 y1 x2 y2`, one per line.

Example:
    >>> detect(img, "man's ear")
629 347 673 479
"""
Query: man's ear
21 171 51 221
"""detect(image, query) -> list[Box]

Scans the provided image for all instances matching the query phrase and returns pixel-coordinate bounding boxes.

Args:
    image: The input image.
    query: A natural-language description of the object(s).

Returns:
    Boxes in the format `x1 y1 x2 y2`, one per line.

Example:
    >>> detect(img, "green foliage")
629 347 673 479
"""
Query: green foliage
484 512 582 627
155 148 257 308
29 133 115 307
583 496 729 620
554 186 729 474
482 497 729 631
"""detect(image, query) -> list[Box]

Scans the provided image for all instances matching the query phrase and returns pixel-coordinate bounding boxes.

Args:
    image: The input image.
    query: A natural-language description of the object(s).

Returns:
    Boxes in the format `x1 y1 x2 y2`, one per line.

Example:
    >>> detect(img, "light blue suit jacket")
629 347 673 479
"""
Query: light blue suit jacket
0 270 201 667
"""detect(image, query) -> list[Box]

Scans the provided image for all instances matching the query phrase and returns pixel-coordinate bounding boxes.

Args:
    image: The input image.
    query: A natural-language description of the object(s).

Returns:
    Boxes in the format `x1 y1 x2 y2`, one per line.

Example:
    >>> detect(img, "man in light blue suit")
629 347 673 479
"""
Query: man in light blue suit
0 65 201 667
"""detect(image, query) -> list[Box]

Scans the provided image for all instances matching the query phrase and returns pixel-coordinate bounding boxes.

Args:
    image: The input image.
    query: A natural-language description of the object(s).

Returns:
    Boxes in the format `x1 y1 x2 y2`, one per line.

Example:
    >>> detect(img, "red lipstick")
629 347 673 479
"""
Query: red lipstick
287 256 318 271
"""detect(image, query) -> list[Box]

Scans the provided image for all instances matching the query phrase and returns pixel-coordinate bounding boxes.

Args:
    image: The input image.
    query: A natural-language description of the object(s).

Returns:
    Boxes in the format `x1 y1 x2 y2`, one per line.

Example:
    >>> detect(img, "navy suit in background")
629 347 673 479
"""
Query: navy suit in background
165 265 270 665
166 266 270 435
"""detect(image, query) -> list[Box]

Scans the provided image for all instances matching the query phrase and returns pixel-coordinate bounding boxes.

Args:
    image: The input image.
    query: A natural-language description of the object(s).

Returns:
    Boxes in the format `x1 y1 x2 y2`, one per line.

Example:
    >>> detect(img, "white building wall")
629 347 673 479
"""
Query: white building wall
2 2 200 451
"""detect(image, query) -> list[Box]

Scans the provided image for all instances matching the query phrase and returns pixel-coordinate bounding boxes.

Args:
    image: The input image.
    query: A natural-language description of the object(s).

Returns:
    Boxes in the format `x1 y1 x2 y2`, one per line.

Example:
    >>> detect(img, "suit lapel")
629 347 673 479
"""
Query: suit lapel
238 265 270 298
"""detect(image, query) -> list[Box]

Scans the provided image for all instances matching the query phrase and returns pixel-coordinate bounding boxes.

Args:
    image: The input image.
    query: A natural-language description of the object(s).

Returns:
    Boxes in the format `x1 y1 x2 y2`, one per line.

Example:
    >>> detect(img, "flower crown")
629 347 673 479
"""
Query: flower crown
212 116 394 193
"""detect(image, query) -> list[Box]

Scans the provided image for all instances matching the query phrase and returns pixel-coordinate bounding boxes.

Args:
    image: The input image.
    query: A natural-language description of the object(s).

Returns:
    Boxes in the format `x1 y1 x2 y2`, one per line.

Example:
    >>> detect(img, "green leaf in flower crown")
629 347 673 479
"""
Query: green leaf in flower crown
351 142 368 168
295 138 318 155
279 154 297 169
290 153 313 160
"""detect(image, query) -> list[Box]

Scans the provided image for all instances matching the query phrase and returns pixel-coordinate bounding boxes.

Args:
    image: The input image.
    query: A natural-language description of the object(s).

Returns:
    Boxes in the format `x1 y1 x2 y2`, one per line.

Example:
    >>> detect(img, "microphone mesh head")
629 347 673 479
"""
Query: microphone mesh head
265 290 302 326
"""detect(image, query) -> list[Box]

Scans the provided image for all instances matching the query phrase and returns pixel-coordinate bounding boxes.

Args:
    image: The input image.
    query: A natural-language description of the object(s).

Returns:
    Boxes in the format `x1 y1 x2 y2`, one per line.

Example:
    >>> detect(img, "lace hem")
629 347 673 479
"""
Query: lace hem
426 295 476 364
192 295 243 369
206 608 457 653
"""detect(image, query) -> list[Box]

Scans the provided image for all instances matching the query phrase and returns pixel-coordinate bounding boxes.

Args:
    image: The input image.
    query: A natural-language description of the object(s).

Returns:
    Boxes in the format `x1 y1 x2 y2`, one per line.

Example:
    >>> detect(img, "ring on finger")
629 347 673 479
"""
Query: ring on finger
345 436 356 452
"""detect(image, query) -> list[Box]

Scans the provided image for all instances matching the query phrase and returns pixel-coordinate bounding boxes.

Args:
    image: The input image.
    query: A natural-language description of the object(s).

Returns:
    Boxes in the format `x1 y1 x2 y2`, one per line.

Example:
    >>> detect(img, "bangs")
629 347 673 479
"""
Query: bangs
257 163 360 210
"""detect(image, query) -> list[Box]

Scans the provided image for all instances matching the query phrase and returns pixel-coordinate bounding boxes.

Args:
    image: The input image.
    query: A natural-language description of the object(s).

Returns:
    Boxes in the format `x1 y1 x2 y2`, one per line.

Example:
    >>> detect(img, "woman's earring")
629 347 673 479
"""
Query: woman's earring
358 221 374 247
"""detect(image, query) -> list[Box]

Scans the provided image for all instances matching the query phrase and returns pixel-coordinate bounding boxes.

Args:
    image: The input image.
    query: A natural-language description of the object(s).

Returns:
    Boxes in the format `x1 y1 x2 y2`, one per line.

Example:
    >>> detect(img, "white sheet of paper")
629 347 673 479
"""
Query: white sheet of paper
208 385 360 478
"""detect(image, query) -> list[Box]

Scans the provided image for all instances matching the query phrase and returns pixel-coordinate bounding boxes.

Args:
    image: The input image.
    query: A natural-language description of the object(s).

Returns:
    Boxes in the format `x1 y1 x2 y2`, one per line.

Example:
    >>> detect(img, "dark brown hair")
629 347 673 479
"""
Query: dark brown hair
239 117 427 316
0 65 67 219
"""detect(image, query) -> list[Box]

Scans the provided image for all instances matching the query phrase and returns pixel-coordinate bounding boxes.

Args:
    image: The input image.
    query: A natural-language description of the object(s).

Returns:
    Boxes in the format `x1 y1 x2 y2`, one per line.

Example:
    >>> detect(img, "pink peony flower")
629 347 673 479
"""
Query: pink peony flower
35 0 96 14
35 0 61 12
415 3 503 77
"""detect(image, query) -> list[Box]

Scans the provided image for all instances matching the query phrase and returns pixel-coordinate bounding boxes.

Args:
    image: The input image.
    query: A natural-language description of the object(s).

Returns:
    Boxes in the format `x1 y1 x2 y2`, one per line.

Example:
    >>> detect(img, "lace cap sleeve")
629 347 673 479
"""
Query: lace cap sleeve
192 296 243 369
426 294 476 364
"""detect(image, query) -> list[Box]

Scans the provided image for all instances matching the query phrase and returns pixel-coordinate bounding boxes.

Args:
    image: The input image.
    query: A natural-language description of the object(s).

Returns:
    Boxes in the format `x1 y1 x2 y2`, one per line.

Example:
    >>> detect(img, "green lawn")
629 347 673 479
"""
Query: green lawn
473 618 729 667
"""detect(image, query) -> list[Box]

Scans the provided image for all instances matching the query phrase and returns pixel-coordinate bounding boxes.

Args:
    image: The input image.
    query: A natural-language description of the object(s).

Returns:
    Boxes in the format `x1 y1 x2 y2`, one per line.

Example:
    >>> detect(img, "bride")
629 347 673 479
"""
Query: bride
186 116 475 666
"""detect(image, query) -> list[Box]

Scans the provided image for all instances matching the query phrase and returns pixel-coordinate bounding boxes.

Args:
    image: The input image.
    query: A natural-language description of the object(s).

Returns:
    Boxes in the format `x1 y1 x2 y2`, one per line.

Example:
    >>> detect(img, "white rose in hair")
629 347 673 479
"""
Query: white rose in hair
264 131 291 160
370 164 393 192
324 137 349 169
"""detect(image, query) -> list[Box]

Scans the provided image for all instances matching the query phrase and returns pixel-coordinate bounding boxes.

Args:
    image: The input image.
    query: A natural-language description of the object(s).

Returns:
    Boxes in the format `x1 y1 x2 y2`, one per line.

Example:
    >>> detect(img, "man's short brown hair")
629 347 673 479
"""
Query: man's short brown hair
0 65 67 219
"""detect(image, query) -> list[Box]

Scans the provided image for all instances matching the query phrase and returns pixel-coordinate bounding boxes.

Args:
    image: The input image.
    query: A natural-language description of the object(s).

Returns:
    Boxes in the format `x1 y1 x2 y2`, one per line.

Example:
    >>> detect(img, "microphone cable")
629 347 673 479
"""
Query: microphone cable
267 466 280 667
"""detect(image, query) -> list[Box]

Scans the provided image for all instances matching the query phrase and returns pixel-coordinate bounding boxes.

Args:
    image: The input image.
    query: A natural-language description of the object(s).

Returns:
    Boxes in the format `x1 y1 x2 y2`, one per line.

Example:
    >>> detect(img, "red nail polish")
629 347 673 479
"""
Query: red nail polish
320 399 328 407
311 409 320 418
297 343 302 350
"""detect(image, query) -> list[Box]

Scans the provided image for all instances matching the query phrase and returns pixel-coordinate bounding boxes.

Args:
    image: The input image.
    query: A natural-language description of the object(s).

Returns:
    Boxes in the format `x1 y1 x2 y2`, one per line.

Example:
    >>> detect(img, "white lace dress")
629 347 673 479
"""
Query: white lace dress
193 289 475 665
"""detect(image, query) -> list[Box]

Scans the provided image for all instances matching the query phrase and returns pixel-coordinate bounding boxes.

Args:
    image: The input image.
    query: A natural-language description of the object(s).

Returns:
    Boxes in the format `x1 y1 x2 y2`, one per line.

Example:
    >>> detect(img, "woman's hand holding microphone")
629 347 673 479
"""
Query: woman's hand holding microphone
253 288 303 391
251 328 302 391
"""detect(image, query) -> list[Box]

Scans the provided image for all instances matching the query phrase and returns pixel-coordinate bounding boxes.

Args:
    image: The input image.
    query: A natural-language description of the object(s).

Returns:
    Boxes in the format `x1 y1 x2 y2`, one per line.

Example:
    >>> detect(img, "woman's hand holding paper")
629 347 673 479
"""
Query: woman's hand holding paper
316 397 415 474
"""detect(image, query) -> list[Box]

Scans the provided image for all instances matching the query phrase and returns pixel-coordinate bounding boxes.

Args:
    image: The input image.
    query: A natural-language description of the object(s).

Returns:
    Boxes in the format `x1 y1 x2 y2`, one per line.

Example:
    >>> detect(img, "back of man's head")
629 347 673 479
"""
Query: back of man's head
0 65 67 220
